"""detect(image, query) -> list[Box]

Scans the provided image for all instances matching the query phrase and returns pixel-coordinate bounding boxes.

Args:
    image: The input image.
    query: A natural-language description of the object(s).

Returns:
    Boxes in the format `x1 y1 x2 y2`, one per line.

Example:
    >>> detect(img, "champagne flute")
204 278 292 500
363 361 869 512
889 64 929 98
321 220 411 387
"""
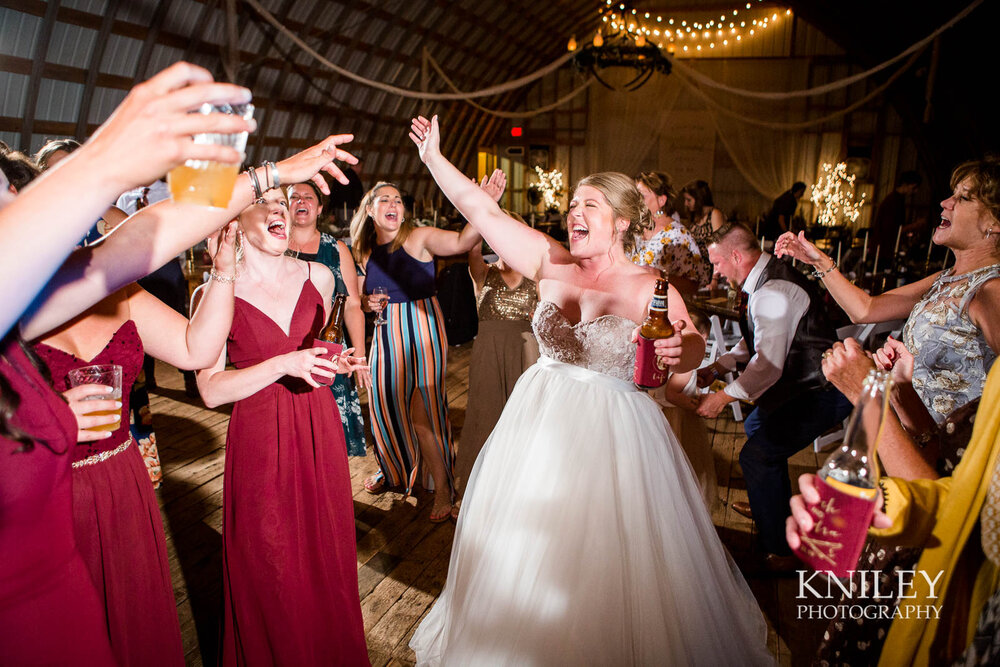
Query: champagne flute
373 286 389 326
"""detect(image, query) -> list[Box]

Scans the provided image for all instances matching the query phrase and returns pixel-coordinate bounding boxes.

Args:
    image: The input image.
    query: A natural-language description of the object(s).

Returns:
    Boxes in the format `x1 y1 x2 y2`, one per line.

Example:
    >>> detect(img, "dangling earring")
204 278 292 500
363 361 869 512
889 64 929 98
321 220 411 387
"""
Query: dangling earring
655 209 664 217
987 228 995 240
235 230 245 264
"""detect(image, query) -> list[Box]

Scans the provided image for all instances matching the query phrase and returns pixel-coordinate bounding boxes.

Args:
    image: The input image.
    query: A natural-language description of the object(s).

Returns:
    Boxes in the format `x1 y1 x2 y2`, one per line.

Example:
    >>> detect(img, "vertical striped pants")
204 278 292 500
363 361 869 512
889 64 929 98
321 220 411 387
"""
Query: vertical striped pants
368 296 455 495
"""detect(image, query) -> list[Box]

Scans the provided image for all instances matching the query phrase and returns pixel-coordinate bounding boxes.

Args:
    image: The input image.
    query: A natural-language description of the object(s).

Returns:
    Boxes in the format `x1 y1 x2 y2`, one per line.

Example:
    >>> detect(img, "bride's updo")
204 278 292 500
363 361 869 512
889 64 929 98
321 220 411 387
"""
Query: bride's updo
576 172 652 256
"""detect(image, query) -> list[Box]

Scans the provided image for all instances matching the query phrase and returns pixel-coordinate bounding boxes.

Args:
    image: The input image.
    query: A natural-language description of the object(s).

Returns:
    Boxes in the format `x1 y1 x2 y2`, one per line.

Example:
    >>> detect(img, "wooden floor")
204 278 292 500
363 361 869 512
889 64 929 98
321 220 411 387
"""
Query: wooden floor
149 345 832 666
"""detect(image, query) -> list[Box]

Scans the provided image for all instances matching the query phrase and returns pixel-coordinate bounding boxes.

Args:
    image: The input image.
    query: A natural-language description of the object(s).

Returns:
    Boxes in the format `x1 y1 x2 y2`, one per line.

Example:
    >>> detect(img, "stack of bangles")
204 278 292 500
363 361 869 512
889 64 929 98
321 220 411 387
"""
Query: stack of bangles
245 161 281 202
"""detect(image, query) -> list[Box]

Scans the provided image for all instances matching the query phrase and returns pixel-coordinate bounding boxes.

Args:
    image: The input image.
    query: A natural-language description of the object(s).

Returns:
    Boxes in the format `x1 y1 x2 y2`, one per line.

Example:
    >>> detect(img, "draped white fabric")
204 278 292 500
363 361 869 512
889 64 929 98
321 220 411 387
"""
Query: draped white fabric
583 60 845 211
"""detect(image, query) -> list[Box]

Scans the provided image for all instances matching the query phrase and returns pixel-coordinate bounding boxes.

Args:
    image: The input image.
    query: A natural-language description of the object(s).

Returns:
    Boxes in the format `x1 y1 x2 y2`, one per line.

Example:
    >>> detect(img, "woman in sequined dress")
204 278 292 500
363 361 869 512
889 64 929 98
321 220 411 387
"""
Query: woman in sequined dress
457 200 539 495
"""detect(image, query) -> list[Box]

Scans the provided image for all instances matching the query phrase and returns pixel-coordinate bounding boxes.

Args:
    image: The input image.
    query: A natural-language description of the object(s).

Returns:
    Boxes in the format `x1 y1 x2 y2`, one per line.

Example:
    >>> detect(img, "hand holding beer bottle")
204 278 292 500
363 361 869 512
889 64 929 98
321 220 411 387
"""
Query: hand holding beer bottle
789 370 895 577
311 294 347 386
633 277 676 389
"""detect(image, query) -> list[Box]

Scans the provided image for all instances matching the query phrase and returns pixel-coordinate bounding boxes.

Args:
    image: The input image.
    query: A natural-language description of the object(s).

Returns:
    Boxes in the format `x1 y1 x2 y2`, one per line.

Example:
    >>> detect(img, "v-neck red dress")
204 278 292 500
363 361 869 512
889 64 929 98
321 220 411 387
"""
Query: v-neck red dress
221 278 368 665
34 320 184 666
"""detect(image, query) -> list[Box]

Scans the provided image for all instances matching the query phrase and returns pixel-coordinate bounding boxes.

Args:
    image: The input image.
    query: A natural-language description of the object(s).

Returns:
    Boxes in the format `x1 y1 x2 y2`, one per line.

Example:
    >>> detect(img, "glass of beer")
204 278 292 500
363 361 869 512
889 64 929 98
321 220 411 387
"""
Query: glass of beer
168 102 254 207
67 364 124 432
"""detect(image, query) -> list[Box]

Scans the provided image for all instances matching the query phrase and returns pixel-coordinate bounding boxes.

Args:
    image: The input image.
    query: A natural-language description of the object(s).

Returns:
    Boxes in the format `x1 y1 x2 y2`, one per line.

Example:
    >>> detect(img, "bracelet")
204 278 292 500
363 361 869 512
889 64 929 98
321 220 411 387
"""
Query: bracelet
264 160 281 188
246 167 263 200
812 261 838 280
210 268 238 284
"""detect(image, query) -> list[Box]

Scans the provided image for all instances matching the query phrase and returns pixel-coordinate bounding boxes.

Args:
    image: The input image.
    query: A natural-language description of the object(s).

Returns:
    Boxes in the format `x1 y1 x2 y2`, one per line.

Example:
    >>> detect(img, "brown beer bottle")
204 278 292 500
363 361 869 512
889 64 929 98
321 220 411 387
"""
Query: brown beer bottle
633 278 674 389
319 293 348 344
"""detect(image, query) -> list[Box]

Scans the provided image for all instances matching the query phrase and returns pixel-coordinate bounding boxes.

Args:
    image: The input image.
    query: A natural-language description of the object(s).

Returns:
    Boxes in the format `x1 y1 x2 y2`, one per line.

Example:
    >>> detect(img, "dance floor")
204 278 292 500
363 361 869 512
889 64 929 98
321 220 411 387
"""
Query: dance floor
150 344 829 666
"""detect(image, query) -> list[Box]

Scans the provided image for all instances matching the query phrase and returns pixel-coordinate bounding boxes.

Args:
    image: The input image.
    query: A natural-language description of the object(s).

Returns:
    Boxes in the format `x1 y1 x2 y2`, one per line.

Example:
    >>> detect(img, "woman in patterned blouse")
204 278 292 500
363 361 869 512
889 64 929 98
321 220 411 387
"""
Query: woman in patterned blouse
630 171 711 296
776 158 1000 477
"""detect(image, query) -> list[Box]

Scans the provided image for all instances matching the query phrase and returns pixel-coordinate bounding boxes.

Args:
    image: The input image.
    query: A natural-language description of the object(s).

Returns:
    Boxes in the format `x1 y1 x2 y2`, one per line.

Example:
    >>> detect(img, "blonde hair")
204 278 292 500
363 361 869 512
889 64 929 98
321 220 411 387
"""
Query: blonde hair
576 172 651 256
350 182 412 264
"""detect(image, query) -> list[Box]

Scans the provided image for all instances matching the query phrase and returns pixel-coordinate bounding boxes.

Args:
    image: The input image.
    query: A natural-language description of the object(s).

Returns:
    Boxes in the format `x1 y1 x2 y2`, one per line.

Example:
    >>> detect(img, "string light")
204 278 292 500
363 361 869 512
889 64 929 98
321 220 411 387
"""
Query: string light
592 0 789 58
811 162 868 227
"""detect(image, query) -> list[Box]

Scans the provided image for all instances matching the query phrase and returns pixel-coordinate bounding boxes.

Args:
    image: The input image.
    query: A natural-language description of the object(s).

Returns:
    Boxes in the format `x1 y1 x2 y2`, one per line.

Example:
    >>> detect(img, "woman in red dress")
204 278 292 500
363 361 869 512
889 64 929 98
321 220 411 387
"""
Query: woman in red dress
1 61 357 664
197 187 370 666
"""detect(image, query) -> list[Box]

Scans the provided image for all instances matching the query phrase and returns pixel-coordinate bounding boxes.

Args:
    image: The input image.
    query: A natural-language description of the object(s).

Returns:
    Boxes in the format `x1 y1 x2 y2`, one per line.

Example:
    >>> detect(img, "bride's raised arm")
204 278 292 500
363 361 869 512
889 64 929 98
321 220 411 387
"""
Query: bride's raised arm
410 115 564 282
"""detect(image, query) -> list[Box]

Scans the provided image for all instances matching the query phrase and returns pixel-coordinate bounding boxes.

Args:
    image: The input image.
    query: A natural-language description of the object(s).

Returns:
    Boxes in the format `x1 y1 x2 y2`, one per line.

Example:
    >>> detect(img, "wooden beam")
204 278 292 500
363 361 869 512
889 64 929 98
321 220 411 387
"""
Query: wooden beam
19 0 61 149
75 0 122 139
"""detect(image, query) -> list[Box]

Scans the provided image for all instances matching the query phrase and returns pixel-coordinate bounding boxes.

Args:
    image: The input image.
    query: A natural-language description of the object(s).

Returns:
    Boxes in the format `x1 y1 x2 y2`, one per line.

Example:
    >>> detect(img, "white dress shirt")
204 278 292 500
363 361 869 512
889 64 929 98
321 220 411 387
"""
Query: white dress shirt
714 253 810 402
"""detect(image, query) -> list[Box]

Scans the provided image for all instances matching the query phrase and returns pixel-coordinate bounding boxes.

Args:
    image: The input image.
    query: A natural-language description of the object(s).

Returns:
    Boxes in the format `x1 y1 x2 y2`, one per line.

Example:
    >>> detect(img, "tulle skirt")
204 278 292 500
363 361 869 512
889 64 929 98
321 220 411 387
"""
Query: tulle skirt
411 357 772 666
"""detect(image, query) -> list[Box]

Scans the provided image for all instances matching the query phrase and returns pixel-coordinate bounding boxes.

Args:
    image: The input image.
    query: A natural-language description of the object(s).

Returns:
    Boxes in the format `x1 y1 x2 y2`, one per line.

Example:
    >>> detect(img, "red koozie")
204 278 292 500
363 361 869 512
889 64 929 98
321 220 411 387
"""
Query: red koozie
634 336 668 388
310 339 342 386
793 475 879 578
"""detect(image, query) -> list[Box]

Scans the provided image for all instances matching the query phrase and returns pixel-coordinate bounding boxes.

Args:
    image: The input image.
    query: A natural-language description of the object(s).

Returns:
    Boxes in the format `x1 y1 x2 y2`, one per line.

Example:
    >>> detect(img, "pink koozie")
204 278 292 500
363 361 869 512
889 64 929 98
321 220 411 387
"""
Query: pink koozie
794 476 878 578
634 335 668 388
311 339 342 386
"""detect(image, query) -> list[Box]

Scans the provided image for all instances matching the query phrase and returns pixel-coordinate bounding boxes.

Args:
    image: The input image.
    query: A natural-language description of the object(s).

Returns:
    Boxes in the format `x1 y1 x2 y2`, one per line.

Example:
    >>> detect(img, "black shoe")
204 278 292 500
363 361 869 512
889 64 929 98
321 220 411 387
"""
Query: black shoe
763 553 801 574
732 501 754 520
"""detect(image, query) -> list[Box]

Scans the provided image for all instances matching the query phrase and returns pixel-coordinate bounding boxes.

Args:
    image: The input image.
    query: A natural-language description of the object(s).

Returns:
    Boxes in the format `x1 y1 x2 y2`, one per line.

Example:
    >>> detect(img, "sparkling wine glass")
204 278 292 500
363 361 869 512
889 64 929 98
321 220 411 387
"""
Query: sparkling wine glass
373 286 389 326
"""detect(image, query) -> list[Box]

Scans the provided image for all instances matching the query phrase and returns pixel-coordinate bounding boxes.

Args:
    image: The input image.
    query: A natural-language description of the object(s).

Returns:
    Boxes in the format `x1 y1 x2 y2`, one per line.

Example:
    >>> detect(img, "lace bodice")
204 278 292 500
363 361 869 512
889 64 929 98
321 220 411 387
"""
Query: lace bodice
902 263 1000 422
532 301 638 382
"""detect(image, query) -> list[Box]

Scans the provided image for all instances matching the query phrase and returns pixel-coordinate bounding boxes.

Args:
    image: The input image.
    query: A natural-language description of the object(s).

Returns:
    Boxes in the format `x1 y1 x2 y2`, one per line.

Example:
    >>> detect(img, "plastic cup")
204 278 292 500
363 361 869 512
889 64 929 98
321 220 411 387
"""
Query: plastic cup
168 102 254 207
311 340 342 386
67 364 123 432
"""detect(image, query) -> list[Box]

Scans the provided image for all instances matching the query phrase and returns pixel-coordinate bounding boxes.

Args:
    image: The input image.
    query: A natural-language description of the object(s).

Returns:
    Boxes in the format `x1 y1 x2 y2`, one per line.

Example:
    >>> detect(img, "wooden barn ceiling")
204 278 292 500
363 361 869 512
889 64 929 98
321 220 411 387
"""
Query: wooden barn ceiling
1 1 996 200
0 0 602 199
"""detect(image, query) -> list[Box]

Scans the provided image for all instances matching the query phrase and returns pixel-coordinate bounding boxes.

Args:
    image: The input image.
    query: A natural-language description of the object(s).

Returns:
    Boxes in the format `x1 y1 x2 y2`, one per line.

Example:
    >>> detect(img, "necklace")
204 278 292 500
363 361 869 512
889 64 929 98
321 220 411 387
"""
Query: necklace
287 229 320 259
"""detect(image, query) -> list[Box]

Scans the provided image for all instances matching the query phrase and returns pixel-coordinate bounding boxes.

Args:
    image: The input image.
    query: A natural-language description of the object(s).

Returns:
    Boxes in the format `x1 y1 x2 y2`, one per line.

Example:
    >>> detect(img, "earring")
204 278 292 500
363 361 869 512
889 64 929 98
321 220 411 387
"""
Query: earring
988 228 995 240
655 209 664 217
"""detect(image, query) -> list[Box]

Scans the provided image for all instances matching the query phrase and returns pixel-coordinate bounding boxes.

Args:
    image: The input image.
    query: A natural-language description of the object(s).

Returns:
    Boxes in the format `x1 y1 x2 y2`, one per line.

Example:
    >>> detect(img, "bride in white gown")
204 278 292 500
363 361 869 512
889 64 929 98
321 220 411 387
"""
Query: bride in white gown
408 116 773 666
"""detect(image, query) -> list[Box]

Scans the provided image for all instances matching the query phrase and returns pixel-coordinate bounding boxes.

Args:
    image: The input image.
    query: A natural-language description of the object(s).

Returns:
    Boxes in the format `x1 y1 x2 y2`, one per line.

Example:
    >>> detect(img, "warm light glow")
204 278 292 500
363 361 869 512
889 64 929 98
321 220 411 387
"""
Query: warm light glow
811 162 868 227
567 34 577 51
531 166 565 211
593 31 604 47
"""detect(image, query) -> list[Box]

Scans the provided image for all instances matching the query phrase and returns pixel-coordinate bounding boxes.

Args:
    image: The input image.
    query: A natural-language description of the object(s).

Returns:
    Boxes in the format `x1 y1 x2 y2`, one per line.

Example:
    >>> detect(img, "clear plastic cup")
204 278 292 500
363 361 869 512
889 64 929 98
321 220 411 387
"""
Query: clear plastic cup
168 102 254 207
67 364 123 432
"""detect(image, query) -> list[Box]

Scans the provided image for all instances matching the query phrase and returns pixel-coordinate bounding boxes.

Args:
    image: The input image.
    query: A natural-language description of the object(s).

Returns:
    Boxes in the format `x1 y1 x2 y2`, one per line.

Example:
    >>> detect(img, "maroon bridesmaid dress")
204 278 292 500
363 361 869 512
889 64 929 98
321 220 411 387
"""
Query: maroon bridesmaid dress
34 320 184 666
221 277 368 665
0 337 115 665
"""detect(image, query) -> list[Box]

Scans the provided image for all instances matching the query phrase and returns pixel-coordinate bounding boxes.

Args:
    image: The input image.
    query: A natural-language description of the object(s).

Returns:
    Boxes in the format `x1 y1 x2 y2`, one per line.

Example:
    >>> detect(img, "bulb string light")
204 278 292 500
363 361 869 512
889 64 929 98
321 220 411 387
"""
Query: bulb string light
530 166 565 210
811 162 867 227
597 0 791 55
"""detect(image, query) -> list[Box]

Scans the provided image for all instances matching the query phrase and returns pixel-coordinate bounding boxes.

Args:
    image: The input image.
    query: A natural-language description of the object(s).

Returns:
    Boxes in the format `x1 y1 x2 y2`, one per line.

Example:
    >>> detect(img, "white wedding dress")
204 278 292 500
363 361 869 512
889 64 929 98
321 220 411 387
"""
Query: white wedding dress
410 301 773 666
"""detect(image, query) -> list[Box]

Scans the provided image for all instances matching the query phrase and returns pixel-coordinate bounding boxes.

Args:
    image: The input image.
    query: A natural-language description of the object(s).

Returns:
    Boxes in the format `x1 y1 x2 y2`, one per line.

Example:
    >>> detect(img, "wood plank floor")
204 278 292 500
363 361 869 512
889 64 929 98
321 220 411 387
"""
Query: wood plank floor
149 345 832 666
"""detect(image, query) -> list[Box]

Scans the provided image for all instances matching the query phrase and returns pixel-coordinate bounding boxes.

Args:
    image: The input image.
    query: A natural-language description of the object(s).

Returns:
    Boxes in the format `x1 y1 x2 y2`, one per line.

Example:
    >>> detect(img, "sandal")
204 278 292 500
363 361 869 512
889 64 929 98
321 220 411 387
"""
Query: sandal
363 472 386 494
450 504 460 521
429 503 453 523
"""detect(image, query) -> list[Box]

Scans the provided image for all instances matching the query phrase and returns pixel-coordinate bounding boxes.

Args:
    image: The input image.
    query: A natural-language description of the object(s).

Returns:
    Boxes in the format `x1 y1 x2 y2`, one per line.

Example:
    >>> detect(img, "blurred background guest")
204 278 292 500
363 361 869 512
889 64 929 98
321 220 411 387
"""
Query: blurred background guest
760 181 806 240
456 171 539 497
681 178 727 266
286 180 367 456
631 171 710 296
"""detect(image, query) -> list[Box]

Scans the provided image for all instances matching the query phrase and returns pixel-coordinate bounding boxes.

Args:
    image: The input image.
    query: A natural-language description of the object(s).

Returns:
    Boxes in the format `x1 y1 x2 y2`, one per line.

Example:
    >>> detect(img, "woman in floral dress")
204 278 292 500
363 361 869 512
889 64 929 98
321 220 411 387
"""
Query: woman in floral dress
631 171 710 296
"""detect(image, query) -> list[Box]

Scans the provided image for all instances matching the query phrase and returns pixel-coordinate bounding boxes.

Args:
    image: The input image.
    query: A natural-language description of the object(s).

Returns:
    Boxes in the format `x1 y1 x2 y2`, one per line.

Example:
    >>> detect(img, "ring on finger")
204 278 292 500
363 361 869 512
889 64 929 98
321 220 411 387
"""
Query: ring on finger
821 351 832 361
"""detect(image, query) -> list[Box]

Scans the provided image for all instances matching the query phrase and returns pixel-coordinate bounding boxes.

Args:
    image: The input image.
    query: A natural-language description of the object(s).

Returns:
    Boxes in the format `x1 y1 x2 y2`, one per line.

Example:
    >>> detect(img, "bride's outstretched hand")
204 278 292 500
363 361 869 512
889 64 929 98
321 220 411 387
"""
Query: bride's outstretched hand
409 115 441 163
774 231 825 266
277 135 358 195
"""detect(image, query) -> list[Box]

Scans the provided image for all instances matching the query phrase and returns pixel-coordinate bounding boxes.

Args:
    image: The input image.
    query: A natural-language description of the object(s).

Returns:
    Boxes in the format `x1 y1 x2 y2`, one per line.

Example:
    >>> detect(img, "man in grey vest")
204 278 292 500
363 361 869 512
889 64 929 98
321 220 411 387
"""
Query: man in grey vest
696 224 852 570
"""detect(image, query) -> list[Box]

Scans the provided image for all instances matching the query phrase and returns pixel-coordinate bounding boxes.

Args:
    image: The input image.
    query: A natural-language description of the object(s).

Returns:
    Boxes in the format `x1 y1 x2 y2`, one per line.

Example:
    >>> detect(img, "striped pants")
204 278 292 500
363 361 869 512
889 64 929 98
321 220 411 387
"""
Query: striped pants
368 296 454 495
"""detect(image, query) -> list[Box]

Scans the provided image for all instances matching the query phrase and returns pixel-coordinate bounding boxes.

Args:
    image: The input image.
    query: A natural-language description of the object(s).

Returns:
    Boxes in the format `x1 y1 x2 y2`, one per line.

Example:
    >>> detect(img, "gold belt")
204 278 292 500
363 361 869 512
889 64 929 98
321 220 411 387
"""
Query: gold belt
72 435 133 469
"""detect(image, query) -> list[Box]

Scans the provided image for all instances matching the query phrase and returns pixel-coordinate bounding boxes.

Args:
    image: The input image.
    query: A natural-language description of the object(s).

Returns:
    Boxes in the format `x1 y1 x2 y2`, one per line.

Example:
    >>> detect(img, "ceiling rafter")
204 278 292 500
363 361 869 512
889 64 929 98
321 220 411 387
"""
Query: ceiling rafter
18 0 61 149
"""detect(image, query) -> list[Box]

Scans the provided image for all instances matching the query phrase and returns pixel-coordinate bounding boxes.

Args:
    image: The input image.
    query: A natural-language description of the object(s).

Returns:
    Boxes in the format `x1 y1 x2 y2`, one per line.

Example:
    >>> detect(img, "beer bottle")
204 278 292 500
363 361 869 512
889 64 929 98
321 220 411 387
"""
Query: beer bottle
319 293 347 344
633 278 674 389
311 294 347 386
794 370 893 577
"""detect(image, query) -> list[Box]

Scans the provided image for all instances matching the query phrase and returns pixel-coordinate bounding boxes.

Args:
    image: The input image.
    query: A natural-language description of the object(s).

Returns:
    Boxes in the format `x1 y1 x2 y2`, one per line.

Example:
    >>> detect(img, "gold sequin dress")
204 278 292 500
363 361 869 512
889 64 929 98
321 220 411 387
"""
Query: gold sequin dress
455 268 538 491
